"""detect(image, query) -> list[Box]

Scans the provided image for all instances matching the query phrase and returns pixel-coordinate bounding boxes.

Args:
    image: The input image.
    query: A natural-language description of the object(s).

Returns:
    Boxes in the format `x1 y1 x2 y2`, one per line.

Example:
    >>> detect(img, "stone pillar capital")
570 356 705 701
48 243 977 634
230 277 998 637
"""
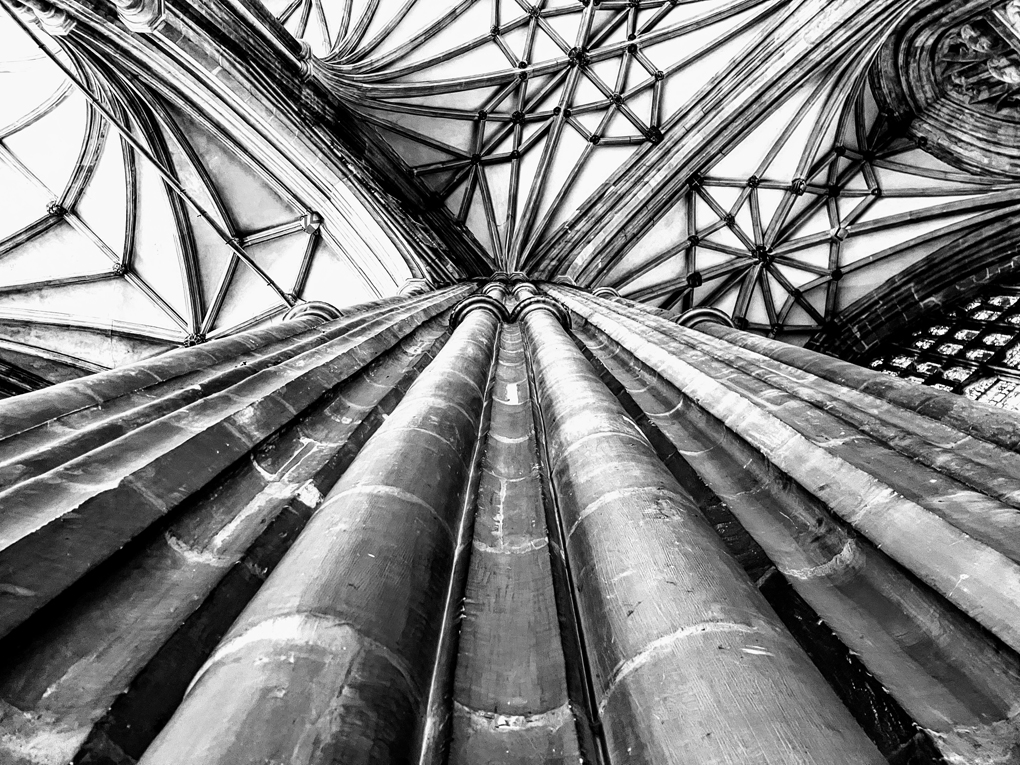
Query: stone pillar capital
674 306 735 330
510 281 536 299
509 294 569 328
282 300 343 323
449 294 509 327
398 277 433 296
108 0 164 32
296 39 314 81
479 280 508 297
10 0 76 35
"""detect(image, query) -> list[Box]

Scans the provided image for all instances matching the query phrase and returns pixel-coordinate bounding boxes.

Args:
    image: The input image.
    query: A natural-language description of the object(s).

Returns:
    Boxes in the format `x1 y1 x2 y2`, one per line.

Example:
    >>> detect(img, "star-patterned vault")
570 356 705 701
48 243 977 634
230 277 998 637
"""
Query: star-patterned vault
283 0 786 270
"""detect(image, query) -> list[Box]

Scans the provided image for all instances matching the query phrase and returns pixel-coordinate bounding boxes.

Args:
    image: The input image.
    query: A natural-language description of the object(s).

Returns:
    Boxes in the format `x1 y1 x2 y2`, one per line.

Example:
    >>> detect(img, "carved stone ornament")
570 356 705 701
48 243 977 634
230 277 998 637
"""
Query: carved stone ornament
8 0 76 36
873 0 1020 176
109 0 165 33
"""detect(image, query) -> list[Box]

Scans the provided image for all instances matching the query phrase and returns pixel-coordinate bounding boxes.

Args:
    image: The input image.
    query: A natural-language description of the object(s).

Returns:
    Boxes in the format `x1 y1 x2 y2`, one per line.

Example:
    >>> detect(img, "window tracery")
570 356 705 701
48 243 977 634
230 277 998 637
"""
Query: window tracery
865 272 1020 411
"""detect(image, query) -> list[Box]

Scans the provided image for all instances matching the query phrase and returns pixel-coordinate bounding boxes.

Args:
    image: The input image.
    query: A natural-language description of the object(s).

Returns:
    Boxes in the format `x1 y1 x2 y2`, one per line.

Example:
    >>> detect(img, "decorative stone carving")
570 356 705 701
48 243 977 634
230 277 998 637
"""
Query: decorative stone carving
8 0 76 36
300 211 322 233
872 0 1020 176
936 4 1020 117
108 0 164 33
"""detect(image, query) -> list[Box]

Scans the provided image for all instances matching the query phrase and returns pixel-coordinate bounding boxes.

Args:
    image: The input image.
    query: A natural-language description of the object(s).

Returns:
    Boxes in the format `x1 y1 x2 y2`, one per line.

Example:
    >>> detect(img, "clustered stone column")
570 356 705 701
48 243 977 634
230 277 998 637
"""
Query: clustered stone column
552 284 1020 764
0 287 468 763
1 279 1019 765
515 288 884 764
444 281 596 764
140 287 506 764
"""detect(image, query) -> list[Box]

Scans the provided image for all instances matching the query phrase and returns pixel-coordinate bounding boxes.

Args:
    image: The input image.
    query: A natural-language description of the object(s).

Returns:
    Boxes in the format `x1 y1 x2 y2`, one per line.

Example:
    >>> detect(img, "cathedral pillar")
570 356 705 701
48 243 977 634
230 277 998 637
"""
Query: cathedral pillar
553 285 1020 763
444 279 597 763
516 288 885 763
135 290 507 765
6 278 1020 764
0 287 470 764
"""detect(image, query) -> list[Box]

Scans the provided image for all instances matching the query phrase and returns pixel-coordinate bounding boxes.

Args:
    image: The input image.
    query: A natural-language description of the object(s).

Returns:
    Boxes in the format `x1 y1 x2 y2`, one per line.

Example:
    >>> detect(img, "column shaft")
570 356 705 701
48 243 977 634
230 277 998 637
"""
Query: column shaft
573 317 1020 762
0 288 467 639
700 323 1020 451
416 285 507 763
628 309 1020 551
0 317 450 765
447 321 588 764
137 304 501 764
0 297 421 487
551 287 1020 656
518 300 884 764
0 294 405 440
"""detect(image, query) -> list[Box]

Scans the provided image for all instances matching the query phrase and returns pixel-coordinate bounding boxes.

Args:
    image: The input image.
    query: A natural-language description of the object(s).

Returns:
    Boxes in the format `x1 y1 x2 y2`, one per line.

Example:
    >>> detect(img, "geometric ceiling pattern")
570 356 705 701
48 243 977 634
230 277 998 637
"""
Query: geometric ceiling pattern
0 11 405 373
4 0 1020 376
275 0 786 270
593 64 1020 337
267 0 1020 341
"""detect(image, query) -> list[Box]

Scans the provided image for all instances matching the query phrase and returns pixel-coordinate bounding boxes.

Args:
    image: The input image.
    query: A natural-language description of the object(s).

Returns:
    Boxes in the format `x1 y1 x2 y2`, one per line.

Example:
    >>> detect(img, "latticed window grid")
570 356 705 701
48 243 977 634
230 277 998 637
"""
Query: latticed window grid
864 277 1020 411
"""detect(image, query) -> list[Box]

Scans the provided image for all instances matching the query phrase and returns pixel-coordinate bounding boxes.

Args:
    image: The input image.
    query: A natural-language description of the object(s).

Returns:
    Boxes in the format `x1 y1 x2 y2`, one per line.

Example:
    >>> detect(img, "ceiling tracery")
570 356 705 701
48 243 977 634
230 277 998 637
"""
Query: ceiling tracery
590 61 1020 338
0 10 414 376
267 0 1020 341
288 0 788 271
2 0 1020 380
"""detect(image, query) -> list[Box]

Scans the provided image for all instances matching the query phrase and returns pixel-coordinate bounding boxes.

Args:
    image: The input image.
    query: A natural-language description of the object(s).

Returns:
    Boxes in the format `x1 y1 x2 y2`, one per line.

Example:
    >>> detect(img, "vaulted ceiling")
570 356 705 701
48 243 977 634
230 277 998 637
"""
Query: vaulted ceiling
285 0 1020 340
1 0 1019 381
293 0 785 271
0 7 421 380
